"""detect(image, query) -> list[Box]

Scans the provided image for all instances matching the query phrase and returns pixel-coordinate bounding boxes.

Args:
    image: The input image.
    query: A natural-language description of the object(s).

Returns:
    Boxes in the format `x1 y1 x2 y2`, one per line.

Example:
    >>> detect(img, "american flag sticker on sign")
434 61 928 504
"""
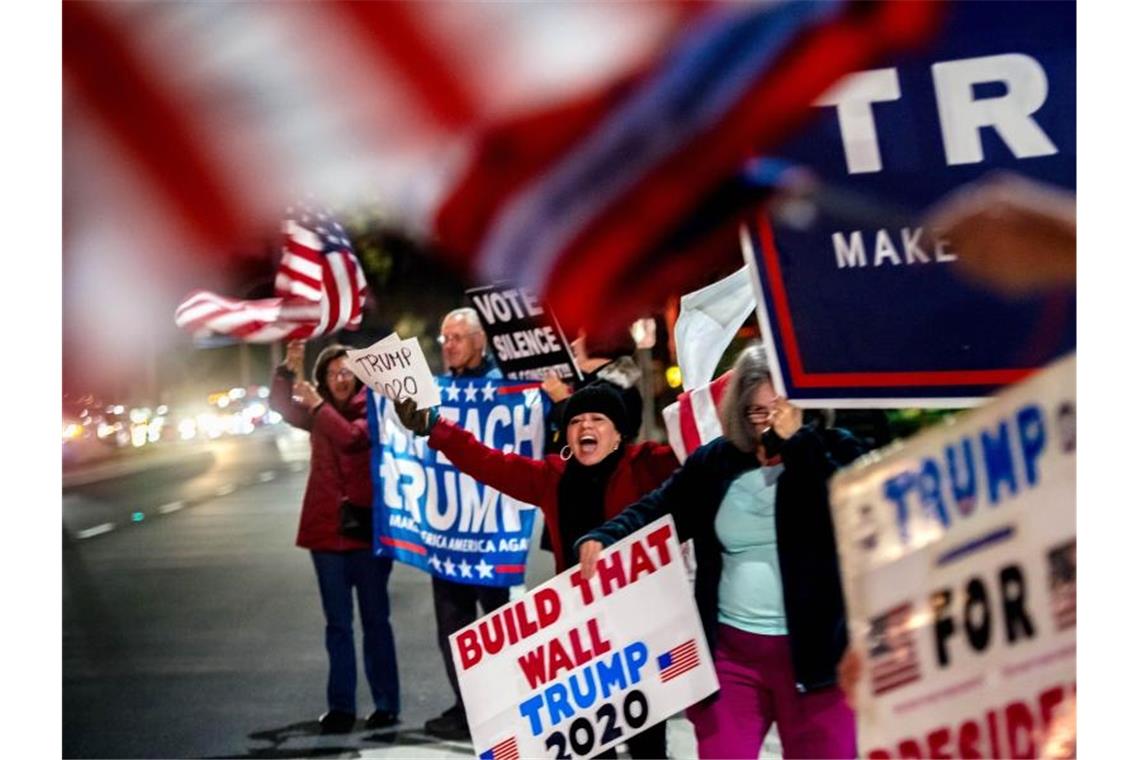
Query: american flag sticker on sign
479 735 519 760
867 603 922 695
657 640 700 683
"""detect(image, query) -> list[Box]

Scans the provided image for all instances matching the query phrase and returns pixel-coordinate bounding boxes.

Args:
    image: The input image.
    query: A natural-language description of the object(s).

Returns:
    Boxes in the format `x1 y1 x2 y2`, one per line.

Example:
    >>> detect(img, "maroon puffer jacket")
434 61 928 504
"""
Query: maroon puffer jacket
428 418 679 572
269 367 373 552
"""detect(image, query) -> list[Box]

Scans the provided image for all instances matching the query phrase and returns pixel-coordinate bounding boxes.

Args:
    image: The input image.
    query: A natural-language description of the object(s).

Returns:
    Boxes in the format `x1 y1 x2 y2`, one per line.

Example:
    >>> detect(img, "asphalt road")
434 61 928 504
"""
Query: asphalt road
61 431 721 759
63 430 527 758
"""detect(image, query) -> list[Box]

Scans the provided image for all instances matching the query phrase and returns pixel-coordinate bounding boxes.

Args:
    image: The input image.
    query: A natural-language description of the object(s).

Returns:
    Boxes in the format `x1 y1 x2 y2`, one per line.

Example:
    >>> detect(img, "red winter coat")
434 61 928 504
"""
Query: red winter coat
270 367 373 552
427 419 679 572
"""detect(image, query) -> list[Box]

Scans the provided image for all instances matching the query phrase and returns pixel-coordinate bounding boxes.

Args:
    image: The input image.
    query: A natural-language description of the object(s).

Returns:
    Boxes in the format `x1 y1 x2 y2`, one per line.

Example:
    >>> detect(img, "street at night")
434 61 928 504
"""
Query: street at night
63 432 545 759
51 1 1090 757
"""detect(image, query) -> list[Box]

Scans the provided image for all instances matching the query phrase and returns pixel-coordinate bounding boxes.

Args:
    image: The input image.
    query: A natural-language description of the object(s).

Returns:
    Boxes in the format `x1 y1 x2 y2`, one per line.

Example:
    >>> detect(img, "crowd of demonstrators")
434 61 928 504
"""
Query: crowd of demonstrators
268 341 400 735
423 307 510 741
577 344 867 759
267 312 869 757
396 381 679 758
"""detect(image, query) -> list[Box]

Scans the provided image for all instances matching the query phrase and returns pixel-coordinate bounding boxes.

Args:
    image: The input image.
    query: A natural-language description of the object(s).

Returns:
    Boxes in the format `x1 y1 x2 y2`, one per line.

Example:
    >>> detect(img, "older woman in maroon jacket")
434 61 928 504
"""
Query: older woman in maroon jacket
270 341 399 735
395 384 677 758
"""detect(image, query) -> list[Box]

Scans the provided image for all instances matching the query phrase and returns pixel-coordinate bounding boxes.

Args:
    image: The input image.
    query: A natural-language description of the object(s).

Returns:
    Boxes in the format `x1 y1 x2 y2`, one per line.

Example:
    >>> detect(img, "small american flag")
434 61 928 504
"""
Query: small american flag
479 736 519 760
868 603 922 695
175 202 366 343
657 639 700 683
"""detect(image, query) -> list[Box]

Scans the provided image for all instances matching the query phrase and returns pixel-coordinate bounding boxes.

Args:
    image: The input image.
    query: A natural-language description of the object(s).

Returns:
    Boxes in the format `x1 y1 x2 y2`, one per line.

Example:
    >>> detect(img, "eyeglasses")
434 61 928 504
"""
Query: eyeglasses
327 368 355 381
438 332 476 345
745 405 773 421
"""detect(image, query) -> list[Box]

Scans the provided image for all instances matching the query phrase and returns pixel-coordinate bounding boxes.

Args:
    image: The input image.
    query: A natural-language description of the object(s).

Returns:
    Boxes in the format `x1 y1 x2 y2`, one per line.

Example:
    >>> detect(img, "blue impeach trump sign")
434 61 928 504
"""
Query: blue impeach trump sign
749 0 1075 407
367 378 549 587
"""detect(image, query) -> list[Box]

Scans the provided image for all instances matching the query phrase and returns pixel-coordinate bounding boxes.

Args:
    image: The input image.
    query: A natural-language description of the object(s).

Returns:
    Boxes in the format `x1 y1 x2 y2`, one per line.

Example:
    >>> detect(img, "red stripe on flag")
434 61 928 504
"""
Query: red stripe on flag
346 255 364 325
276 265 323 293
63 3 250 253
496 565 526 573
676 390 703 457
497 383 542 395
434 80 634 272
322 257 343 333
380 536 428 556
332 0 479 131
708 371 732 408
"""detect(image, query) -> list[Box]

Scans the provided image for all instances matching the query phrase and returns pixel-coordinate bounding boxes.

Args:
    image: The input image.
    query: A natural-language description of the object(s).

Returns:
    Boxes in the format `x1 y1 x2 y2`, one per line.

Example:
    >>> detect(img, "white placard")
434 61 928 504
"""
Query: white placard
346 334 441 409
830 354 1076 759
451 517 718 759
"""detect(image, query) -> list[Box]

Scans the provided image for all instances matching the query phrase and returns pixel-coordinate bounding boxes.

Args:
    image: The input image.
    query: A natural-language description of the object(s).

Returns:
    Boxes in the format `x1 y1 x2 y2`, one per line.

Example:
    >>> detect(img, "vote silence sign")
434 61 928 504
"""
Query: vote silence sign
749 1 1075 406
467 284 580 382
451 517 717 759
830 354 1075 758
366 377 549 587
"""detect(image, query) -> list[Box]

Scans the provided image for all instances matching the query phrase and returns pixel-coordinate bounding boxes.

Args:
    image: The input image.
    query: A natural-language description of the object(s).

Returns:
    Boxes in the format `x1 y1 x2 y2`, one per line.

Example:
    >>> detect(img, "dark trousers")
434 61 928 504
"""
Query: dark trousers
311 550 400 715
432 576 510 709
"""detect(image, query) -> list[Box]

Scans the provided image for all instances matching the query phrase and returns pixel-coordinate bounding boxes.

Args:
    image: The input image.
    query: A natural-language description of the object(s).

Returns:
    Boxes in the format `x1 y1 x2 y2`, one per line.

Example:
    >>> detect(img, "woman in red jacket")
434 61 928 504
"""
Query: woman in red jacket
396 384 678 758
270 341 399 735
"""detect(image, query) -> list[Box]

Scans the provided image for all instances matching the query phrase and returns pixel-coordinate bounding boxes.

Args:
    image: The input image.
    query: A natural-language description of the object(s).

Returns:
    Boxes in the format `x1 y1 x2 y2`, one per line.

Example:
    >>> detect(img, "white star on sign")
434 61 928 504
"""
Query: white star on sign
463 384 478 403
428 555 442 572
443 557 457 576
445 383 460 402
481 381 496 401
458 559 473 578
475 559 494 579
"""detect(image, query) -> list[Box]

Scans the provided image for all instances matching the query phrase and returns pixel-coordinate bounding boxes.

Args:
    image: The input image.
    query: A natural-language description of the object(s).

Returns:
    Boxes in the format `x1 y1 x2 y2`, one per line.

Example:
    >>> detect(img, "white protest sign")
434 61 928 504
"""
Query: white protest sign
830 353 1075 759
346 334 441 409
450 516 717 759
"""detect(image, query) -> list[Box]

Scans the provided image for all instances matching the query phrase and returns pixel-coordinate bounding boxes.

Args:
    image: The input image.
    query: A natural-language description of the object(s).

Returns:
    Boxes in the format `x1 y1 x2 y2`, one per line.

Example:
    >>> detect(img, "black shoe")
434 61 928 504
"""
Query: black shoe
319 710 357 734
424 707 470 741
366 709 399 729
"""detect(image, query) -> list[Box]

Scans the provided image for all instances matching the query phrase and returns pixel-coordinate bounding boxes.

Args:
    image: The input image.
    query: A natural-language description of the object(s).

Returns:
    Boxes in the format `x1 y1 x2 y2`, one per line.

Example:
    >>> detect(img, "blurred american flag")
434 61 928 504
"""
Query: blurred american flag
63 0 691 261
174 203 365 343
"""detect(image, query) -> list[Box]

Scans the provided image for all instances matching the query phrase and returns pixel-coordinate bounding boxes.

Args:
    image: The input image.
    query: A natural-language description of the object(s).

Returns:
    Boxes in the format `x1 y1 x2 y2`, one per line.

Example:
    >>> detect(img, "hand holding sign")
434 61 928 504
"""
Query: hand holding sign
578 540 604 580
346 334 441 410
394 397 436 436
769 397 802 440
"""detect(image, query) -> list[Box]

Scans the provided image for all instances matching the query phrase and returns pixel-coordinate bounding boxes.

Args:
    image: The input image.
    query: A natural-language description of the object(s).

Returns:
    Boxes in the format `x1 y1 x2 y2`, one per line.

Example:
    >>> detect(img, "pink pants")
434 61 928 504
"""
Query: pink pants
687 624 856 759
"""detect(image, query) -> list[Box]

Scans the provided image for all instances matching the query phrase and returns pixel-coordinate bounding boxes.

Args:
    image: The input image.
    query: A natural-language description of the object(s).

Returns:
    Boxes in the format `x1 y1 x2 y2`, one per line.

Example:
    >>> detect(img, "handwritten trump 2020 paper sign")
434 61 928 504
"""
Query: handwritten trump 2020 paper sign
451 517 717 759
366 377 548 587
830 354 1075 758
347 333 441 410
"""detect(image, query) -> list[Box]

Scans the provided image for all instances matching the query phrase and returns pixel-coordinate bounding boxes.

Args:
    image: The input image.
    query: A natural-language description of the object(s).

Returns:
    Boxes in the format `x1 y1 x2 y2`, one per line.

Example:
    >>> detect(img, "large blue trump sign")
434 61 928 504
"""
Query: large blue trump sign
367 378 549 587
751 0 1075 407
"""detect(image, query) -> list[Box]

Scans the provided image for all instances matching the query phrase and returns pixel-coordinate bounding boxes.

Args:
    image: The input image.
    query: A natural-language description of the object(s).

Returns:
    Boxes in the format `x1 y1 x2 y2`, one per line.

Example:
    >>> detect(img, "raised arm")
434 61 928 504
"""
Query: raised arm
574 447 705 577
268 366 313 431
395 398 553 507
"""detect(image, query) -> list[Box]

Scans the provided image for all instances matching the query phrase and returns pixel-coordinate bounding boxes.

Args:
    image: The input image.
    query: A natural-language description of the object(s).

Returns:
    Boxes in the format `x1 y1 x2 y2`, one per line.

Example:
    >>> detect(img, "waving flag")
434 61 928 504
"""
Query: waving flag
662 371 733 463
174 203 366 343
434 1 943 334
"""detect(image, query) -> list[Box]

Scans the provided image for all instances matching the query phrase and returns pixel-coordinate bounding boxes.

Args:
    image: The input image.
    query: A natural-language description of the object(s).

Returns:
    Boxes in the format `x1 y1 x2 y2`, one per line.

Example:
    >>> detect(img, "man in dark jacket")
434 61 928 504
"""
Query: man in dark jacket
425 308 506 741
